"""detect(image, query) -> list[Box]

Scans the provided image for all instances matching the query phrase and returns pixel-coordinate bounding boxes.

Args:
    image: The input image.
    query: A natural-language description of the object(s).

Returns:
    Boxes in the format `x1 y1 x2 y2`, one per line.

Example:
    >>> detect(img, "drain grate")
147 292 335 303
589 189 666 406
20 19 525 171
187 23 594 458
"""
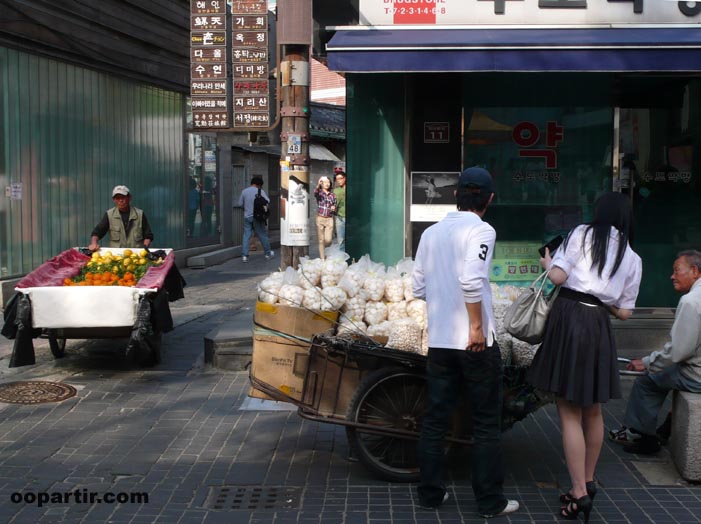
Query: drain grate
0 381 77 404
204 486 301 510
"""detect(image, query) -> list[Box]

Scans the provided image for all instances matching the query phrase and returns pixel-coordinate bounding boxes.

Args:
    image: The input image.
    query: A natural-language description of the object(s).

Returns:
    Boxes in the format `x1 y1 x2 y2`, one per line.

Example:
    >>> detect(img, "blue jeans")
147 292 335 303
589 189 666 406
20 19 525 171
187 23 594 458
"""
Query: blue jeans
417 345 507 515
335 216 346 251
625 364 701 435
242 216 271 256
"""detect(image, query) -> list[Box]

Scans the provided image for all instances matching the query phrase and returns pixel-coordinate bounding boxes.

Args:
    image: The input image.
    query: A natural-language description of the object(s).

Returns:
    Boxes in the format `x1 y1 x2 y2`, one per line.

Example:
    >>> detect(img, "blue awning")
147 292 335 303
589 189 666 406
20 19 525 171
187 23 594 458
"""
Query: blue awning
327 27 701 73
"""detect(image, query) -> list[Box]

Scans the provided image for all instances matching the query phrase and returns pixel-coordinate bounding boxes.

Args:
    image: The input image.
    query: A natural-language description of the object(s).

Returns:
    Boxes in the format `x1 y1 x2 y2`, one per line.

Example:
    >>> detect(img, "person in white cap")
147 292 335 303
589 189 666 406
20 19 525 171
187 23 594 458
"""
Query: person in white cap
88 185 153 251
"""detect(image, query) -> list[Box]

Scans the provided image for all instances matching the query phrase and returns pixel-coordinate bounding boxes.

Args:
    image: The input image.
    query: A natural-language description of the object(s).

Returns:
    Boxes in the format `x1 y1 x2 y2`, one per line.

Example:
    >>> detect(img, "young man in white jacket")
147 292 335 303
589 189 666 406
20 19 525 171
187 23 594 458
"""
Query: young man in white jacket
412 167 519 518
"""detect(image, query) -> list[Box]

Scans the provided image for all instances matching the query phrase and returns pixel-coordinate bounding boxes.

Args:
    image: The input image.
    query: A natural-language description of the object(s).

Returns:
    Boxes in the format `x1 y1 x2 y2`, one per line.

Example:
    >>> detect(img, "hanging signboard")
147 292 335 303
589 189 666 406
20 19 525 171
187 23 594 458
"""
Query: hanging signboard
189 0 272 131
190 0 229 130
231 1 270 130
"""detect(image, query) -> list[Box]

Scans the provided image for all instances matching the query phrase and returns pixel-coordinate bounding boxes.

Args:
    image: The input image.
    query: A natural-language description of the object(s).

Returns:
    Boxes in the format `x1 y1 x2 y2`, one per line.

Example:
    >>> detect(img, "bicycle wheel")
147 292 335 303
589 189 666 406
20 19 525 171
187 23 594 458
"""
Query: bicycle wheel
345 366 426 483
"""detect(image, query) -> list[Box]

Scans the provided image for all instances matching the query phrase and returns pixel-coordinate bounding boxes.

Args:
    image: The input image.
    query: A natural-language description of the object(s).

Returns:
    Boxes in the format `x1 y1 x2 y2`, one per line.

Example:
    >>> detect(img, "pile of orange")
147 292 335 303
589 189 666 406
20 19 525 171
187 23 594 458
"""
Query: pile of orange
63 249 163 287
63 271 137 287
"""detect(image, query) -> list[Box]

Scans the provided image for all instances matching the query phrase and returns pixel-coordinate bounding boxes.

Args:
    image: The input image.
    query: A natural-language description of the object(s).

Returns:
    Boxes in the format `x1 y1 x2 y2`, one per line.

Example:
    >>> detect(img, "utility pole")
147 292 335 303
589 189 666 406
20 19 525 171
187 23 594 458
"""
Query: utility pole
277 0 312 270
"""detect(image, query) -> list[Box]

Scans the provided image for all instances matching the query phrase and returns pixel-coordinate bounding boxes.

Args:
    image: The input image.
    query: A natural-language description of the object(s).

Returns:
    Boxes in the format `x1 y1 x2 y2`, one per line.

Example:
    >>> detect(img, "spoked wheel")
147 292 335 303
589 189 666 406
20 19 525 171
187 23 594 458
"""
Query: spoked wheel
48 335 67 358
345 367 426 482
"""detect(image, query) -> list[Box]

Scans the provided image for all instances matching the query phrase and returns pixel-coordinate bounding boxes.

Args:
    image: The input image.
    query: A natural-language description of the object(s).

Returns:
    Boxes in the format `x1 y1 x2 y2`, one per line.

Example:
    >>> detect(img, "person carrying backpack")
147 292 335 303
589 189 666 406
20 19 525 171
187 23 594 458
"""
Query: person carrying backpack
236 176 274 263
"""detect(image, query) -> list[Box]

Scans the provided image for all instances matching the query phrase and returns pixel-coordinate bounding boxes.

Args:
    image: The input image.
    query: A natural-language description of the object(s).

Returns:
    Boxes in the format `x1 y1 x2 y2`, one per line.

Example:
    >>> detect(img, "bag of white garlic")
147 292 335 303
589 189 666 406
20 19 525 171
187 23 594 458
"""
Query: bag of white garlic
278 284 304 307
298 256 323 289
342 291 367 321
319 286 347 311
338 267 363 298
367 320 392 337
386 318 422 352
321 248 349 288
406 299 427 329
258 271 284 303
384 267 405 302
362 256 387 301
302 287 323 311
336 317 367 335
387 300 408 321
364 300 388 326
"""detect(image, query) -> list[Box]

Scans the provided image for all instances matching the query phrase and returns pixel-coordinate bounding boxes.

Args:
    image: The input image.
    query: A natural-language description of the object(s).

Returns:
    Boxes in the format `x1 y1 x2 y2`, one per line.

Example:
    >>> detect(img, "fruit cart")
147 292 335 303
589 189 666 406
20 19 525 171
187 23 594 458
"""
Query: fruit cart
250 332 552 482
2 247 184 367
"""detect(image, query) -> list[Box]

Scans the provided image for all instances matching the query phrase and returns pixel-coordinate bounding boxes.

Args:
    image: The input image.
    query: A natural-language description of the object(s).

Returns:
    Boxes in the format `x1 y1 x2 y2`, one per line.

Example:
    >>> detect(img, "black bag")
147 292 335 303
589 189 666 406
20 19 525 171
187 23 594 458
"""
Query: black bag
253 187 270 224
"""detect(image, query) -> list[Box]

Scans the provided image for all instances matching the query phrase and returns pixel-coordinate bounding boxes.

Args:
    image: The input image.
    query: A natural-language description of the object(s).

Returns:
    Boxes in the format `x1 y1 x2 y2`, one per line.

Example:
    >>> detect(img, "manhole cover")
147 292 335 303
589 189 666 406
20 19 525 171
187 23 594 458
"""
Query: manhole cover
204 486 301 510
0 381 77 404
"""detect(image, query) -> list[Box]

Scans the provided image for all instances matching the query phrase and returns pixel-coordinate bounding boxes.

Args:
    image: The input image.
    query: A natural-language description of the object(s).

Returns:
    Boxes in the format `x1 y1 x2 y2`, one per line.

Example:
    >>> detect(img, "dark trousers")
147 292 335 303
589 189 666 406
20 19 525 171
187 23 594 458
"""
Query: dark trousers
417 345 507 515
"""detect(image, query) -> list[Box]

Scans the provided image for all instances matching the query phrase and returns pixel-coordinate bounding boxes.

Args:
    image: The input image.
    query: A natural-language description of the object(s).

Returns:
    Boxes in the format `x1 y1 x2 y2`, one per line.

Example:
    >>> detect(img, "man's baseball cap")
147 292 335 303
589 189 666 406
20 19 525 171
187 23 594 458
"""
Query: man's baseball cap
458 167 493 194
112 185 130 197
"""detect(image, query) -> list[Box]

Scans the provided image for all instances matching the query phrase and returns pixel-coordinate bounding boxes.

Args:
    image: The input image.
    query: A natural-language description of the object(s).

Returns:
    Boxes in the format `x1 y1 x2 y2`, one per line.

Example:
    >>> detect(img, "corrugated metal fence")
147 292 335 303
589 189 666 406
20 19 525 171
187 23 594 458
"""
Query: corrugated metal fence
0 47 185 278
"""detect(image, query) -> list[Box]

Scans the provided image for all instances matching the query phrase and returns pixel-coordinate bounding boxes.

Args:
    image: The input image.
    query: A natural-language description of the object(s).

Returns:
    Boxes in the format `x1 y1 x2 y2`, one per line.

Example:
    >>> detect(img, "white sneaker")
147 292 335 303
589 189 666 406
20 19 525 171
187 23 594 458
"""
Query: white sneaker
265 250 274 260
242 256 248 263
480 500 519 518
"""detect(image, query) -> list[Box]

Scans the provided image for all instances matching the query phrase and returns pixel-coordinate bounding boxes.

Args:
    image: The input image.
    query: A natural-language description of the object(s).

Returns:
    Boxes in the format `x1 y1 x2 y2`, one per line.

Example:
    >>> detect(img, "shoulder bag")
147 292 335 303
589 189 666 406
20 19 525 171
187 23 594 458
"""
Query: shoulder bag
503 270 560 345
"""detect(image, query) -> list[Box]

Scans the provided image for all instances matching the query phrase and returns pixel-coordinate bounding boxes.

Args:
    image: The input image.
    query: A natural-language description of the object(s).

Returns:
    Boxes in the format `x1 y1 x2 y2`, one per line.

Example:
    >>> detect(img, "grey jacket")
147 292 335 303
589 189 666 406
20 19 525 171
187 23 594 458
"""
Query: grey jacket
643 279 701 382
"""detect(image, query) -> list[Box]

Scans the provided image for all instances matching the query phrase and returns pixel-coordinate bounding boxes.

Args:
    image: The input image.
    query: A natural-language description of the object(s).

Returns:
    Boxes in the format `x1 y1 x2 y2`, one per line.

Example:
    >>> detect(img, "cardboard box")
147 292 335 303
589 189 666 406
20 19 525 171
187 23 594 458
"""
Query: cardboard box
249 332 310 402
254 301 338 340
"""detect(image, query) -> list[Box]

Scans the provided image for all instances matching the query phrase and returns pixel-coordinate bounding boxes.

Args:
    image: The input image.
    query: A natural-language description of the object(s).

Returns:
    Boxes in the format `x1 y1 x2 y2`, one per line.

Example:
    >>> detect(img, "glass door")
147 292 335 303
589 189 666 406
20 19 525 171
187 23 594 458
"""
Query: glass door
618 77 701 307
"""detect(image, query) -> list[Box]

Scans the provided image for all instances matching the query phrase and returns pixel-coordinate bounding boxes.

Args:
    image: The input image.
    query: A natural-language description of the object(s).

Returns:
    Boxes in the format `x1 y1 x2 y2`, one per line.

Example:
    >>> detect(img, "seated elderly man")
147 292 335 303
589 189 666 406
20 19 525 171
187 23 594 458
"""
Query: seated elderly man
610 250 701 455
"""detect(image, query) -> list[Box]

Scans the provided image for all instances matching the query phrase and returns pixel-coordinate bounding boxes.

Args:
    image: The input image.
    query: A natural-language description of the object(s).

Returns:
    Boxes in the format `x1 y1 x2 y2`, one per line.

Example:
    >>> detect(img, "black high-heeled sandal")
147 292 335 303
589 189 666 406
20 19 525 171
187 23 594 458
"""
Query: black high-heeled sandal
560 494 592 523
559 481 597 504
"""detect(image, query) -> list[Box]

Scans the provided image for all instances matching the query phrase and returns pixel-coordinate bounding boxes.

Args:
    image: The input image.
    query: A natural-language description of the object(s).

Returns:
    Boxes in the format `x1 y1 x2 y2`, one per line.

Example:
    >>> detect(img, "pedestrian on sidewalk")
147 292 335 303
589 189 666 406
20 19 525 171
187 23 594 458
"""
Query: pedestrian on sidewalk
314 176 336 260
237 176 274 263
412 167 519 518
333 170 347 251
610 250 701 455
528 192 642 522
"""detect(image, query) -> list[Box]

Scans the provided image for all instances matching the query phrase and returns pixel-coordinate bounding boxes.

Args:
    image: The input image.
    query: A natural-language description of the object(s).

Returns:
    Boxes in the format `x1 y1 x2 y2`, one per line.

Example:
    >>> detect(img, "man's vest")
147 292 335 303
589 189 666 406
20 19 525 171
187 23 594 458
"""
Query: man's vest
107 206 144 248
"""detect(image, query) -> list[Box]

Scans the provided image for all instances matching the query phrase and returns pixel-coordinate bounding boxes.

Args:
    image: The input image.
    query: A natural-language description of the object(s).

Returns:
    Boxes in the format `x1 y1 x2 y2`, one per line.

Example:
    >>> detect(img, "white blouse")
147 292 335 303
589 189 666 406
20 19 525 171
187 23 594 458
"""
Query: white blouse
551 224 642 310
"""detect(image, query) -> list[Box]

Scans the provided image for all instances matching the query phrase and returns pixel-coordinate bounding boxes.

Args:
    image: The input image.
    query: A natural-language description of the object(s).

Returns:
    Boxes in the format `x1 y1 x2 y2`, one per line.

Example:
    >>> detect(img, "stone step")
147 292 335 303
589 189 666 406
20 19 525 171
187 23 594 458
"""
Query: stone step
204 309 254 371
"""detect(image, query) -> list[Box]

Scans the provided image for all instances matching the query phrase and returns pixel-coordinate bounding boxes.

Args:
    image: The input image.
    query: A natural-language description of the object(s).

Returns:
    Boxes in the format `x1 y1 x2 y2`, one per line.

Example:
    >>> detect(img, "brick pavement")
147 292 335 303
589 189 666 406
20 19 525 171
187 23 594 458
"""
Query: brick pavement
0 254 700 523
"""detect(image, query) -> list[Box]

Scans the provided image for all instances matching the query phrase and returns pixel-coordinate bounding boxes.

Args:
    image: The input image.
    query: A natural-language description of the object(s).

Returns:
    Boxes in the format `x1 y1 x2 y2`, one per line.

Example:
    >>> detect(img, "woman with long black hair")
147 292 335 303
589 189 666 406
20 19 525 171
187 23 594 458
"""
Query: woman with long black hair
528 192 642 523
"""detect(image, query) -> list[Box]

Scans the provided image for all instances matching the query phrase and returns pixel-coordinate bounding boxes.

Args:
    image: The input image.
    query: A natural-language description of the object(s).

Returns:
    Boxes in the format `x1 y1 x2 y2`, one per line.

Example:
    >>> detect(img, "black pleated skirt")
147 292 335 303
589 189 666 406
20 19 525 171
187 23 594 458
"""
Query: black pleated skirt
527 289 621 407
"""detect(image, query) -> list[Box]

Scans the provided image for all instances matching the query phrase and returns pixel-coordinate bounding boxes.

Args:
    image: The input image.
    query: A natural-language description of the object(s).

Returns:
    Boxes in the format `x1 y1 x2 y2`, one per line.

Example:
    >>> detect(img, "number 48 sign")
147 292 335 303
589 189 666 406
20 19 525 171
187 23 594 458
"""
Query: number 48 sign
287 134 302 154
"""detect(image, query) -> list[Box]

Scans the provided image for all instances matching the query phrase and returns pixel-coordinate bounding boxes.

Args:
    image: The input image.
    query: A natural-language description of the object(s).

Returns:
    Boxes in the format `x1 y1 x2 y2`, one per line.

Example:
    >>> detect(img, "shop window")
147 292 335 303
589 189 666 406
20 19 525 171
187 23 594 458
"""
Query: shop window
187 133 220 245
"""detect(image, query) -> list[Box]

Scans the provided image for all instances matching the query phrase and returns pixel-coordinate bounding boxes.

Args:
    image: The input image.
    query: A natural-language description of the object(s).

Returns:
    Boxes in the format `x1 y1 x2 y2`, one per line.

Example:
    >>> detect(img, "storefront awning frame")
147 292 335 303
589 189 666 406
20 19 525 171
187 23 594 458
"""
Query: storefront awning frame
327 26 701 73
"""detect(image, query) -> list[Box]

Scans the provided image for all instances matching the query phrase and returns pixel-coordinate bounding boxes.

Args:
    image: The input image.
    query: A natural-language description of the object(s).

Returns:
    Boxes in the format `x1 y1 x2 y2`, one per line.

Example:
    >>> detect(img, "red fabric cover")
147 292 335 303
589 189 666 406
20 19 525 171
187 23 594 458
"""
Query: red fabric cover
135 251 175 290
15 249 90 289
15 248 173 291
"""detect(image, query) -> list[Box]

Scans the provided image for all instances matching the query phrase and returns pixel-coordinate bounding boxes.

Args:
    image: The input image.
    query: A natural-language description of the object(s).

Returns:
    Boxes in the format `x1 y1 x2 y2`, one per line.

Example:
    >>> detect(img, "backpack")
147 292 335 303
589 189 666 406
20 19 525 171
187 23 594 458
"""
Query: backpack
253 187 270 224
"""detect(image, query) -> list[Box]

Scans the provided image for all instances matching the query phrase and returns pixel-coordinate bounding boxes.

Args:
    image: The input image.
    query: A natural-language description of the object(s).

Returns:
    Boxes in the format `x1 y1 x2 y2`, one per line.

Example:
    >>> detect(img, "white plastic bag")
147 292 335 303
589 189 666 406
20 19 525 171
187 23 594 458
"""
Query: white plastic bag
364 300 388 326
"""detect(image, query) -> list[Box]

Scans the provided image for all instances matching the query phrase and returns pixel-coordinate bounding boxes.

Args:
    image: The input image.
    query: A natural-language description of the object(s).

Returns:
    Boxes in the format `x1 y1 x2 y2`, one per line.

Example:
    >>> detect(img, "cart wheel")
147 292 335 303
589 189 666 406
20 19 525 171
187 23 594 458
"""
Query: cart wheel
346 366 426 483
48 335 66 358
